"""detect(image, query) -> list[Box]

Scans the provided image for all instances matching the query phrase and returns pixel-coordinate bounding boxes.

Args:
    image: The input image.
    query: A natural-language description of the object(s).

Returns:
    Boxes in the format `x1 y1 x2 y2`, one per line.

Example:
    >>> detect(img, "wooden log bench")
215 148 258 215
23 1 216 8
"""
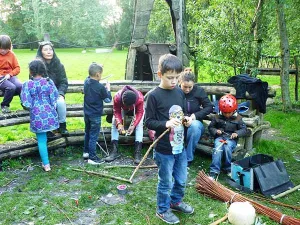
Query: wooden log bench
0 81 276 161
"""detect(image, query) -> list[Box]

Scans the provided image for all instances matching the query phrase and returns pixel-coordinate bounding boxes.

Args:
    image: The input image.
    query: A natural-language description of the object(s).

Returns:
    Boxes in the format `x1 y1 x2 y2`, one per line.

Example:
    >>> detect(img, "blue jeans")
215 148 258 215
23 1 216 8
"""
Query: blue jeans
186 120 205 162
155 150 187 214
210 137 237 174
36 132 49 165
84 115 101 159
111 112 144 142
57 95 67 123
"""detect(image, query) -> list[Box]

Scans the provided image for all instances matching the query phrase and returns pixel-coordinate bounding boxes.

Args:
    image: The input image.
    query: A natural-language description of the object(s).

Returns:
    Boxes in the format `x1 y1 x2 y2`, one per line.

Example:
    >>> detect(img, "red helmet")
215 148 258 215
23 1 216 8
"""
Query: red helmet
218 94 237 113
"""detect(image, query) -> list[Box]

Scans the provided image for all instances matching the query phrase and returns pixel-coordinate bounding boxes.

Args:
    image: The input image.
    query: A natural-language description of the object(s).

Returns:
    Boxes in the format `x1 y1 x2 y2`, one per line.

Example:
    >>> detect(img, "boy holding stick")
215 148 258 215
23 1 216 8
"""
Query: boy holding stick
145 54 194 224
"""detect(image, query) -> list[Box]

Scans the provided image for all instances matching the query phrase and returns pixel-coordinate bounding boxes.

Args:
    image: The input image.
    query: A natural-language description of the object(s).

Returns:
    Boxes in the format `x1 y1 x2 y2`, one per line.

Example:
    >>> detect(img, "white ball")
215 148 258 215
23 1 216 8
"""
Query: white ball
228 201 256 225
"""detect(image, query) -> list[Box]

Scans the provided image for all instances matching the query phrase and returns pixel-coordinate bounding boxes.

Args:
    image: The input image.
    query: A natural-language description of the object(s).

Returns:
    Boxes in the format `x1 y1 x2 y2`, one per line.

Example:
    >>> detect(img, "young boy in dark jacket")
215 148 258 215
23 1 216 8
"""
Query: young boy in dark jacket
145 54 194 224
208 94 248 180
83 63 112 164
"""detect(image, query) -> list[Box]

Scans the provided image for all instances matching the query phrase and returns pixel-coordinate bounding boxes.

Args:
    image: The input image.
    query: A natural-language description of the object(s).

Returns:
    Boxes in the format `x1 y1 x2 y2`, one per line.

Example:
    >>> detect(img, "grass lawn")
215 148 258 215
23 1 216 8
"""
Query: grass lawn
0 49 299 224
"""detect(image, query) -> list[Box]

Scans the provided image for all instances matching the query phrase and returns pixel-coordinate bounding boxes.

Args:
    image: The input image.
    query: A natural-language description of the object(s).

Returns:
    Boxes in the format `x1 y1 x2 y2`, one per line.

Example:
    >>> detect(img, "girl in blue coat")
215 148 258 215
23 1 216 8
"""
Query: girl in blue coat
21 59 59 172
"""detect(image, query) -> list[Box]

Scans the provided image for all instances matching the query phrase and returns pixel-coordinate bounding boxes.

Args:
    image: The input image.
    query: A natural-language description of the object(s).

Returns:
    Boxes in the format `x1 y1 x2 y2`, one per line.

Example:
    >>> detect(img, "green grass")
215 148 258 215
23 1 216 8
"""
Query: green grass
0 49 299 224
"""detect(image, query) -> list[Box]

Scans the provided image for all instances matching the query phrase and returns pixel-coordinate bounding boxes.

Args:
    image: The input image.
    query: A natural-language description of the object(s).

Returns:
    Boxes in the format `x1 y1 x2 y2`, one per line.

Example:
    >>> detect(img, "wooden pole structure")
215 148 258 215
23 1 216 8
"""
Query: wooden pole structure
129 128 170 183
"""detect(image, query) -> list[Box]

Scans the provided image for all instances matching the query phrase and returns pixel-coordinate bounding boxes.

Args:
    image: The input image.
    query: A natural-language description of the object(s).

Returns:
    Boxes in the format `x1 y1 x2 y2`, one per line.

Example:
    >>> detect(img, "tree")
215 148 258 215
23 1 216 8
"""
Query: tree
276 0 292 111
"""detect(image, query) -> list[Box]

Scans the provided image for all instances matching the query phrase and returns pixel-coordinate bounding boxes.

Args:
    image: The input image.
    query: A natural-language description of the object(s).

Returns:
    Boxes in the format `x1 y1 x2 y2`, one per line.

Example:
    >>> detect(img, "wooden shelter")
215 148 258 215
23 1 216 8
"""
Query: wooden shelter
125 0 190 81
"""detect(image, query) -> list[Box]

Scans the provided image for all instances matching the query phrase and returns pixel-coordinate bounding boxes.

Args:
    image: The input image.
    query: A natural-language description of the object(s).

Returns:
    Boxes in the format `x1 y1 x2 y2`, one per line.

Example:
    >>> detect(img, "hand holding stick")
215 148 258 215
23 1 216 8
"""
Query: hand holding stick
129 128 170 182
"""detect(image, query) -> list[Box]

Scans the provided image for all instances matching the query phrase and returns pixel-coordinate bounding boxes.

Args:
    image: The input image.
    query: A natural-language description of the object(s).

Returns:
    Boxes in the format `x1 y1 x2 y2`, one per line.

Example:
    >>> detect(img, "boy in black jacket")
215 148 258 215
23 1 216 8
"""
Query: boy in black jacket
145 54 194 224
208 94 248 180
83 63 112 164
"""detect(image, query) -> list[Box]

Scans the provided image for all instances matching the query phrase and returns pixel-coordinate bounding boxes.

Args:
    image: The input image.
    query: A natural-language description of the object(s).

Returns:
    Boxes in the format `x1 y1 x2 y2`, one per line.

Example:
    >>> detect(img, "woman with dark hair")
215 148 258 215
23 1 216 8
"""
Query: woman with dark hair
179 70 213 166
36 41 69 136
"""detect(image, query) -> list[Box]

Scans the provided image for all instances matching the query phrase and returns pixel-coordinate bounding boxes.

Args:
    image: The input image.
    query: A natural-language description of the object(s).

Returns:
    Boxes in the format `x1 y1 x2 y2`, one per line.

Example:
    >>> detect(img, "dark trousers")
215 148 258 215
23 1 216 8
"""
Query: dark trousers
0 76 22 107
84 115 101 159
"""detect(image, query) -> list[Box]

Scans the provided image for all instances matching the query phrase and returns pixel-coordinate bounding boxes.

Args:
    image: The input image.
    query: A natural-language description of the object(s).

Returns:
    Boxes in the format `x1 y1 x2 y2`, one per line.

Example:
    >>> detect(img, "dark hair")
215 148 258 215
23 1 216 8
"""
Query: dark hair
36 41 60 66
0 35 12 49
122 90 137 106
180 71 195 83
29 59 47 78
89 62 103 77
158 54 183 75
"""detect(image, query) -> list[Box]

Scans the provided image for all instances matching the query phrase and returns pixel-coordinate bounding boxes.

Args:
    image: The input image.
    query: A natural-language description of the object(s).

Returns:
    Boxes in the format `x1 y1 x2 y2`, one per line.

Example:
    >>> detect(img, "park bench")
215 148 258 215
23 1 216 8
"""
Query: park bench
0 81 276 161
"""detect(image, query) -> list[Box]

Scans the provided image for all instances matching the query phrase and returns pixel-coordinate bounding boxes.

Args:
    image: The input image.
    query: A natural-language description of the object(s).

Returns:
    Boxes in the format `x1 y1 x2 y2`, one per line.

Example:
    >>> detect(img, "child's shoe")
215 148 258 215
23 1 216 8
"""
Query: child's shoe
170 202 194 214
42 164 51 172
1 106 11 113
88 156 104 165
83 152 89 160
209 172 218 180
156 209 179 224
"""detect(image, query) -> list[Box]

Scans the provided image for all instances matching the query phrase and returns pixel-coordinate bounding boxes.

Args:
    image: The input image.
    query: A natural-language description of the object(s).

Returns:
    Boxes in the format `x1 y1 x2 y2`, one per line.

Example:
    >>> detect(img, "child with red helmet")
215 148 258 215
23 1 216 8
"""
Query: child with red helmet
208 94 248 180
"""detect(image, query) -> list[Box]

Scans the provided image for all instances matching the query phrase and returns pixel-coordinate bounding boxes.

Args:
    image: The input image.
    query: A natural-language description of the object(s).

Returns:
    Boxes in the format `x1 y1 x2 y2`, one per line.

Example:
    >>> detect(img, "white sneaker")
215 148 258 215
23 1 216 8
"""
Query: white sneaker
83 153 89 159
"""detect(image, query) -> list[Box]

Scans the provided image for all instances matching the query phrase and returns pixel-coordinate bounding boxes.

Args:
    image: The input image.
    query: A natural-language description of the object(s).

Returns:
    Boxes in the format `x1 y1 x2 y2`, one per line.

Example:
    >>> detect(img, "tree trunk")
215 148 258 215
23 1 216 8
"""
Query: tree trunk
276 0 292 111
254 0 264 69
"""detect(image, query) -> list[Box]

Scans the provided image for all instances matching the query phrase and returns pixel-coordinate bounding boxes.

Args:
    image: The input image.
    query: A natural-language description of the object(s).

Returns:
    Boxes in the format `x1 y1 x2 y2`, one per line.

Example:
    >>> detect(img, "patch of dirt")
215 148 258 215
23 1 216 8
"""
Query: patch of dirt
261 127 284 141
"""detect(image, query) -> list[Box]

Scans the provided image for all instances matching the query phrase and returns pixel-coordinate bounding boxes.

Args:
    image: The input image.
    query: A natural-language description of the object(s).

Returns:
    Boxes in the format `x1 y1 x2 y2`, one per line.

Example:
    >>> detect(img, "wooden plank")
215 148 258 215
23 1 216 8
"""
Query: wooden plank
258 68 297 75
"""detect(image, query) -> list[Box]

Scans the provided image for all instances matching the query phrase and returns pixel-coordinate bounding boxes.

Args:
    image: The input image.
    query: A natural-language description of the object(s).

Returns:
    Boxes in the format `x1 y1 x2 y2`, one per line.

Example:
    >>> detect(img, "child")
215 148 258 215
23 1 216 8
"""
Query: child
83 62 112 165
0 35 22 113
208 94 248 180
21 59 59 172
145 54 194 224
104 85 144 164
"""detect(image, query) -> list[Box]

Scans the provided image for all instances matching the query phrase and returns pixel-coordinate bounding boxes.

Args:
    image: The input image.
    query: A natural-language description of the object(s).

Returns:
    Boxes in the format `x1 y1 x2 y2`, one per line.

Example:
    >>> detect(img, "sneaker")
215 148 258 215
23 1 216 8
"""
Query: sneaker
87 156 104 165
42 164 51 172
170 202 194 214
227 172 231 177
83 152 89 160
209 172 218 180
156 209 180 224
1 106 11 113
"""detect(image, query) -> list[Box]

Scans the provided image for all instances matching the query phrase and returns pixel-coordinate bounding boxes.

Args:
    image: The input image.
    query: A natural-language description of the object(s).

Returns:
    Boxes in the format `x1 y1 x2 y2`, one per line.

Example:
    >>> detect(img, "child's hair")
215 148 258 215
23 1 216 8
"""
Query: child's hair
0 35 12 50
180 70 195 83
89 62 103 77
158 54 183 75
29 58 47 78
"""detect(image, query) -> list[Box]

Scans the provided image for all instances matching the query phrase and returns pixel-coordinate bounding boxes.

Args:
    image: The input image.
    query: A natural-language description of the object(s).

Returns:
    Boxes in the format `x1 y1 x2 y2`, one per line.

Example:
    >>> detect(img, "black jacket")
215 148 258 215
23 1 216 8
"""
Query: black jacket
83 77 112 117
228 74 268 113
183 84 213 120
36 48 68 96
208 113 248 142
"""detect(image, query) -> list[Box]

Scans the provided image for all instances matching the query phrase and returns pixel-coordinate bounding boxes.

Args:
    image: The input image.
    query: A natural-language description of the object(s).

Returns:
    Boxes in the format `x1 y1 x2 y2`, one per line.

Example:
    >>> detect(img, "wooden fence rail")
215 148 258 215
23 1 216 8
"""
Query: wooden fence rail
0 81 276 161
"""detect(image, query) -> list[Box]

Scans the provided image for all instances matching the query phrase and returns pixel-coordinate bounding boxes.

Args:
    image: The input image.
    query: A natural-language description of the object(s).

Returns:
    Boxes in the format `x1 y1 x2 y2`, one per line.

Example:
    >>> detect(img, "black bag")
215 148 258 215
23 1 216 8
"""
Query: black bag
231 154 294 196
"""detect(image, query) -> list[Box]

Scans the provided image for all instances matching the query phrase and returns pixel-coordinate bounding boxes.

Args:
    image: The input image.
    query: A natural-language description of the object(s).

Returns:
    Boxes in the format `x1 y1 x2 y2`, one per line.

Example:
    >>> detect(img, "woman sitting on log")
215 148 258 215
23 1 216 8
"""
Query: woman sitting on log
179 69 213 166
36 41 69 137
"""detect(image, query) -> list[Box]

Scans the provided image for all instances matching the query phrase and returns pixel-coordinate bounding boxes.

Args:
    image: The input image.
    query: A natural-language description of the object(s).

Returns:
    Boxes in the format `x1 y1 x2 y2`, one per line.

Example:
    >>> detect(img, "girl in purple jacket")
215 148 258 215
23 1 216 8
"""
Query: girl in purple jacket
21 59 59 172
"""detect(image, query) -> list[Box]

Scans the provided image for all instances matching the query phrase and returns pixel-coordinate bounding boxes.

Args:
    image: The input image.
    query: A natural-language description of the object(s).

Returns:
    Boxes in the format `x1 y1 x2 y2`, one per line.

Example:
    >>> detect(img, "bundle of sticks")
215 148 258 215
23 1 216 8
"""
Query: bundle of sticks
195 171 300 225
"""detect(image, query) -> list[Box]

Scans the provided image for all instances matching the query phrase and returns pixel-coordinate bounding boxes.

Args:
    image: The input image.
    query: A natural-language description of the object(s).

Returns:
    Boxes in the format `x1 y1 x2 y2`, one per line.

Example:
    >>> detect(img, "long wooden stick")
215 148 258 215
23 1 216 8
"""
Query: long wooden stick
72 168 132 183
129 128 170 182
43 199 74 225
271 184 300 200
209 214 228 225
105 165 157 169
